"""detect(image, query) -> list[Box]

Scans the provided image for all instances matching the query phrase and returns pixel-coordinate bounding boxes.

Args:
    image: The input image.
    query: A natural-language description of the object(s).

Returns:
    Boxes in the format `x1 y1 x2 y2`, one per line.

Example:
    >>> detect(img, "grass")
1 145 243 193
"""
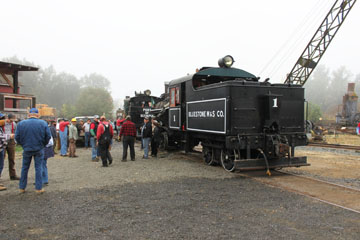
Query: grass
15 145 23 152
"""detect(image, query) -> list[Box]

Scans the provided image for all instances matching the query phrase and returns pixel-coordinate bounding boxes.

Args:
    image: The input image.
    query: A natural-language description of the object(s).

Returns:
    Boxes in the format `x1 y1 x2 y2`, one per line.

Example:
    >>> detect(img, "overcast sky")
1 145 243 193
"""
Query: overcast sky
2 0 359 99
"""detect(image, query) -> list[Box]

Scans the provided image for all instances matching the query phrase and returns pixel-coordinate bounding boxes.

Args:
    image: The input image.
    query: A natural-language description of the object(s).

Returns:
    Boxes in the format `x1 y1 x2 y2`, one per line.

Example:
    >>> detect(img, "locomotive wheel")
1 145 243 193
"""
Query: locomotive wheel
221 149 236 172
203 147 215 166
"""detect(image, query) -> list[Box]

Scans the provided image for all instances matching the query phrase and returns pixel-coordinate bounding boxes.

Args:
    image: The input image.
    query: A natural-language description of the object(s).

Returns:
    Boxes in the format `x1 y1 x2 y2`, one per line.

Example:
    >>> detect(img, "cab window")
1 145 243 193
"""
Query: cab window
170 88 176 107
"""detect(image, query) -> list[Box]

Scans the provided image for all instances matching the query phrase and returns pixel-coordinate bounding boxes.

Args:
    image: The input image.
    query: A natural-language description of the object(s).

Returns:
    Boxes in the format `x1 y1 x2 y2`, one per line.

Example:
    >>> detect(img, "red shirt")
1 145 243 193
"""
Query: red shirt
116 119 121 126
119 120 136 137
59 122 70 132
96 121 114 140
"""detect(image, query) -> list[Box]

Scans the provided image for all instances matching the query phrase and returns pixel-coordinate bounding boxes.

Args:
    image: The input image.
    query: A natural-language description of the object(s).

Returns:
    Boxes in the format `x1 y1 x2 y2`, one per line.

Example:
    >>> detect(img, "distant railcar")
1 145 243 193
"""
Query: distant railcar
154 56 309 173
124 90 162 137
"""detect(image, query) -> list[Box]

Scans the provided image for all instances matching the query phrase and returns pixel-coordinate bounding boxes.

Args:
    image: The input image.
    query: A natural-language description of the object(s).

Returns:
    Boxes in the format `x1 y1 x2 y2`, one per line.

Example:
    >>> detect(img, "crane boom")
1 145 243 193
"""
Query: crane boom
284 0 357 86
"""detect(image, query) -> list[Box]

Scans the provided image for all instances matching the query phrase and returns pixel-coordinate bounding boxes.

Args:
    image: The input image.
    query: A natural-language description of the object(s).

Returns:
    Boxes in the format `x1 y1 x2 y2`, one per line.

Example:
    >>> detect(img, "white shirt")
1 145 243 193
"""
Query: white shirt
84 122 91 132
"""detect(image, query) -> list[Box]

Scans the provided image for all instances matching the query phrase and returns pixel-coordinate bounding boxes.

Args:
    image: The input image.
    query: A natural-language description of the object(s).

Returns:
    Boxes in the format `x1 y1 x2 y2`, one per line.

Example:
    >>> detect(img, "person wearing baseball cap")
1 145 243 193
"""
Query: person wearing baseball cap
15 108 51 193
0 113 16 191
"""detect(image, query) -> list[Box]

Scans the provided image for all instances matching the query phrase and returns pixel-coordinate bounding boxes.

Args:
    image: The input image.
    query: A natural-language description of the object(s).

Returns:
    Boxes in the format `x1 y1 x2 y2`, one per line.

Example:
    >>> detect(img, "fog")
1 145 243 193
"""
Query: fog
2 0 359 101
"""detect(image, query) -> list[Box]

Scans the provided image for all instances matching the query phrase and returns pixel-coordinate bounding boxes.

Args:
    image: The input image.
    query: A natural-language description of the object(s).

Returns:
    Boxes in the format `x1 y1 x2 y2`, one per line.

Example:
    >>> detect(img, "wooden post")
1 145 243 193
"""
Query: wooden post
13 71 18 108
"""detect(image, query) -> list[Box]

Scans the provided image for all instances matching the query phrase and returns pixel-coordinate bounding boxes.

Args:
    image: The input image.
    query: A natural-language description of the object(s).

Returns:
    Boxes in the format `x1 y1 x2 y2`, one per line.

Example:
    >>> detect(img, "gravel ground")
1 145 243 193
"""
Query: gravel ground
0 141 359 239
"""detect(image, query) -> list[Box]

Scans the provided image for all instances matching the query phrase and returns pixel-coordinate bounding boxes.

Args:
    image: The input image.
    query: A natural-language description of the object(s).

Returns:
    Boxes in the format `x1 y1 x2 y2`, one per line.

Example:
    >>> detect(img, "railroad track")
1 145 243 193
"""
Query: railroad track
307 142 360 151
240 170 360 214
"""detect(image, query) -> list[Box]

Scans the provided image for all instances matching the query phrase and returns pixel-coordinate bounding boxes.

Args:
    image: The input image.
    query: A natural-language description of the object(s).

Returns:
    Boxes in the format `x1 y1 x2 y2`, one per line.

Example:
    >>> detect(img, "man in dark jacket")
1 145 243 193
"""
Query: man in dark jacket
142 117 152 159
151 120 161 157
15 108 51 194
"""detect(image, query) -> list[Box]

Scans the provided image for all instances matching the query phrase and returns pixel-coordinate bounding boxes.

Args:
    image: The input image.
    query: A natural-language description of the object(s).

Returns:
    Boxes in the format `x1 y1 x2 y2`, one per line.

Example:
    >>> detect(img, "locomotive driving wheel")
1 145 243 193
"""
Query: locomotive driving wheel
221 149 236 172
203 147 215 166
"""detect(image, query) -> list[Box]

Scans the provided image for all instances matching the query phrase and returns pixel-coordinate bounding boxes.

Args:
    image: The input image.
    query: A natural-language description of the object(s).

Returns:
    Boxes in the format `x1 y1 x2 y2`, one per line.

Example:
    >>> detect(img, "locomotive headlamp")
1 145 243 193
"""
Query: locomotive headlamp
218 55 234 68
144 89 151 96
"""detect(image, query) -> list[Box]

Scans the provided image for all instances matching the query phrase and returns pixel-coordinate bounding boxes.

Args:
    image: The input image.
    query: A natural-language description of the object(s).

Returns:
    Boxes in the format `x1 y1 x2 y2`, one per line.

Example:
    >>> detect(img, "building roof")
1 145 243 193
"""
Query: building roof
0 61 38 75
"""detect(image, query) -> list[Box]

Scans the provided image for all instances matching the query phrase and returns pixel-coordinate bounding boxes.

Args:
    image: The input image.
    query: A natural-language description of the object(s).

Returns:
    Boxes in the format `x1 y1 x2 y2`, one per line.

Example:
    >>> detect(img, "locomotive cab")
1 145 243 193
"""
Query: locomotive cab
163 56 308 173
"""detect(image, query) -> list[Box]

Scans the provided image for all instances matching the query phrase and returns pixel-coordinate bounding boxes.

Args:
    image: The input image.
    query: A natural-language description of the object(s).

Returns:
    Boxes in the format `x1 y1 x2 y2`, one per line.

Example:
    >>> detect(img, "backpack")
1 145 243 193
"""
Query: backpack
99 123 111 145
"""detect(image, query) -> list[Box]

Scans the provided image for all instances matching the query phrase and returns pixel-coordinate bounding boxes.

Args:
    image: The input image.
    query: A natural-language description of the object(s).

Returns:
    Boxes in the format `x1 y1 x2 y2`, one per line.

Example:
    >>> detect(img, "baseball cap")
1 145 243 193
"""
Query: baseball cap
144 117 149 120
94 115 99 119
7 113 15 119
0 113 5 119
71 118 77 122
29 108 39 114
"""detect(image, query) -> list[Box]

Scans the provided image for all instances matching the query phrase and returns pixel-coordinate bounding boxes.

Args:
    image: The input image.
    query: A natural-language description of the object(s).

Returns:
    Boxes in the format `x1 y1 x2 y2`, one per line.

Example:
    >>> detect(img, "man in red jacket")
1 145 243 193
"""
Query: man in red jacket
97 116 114 167
119 115 137 161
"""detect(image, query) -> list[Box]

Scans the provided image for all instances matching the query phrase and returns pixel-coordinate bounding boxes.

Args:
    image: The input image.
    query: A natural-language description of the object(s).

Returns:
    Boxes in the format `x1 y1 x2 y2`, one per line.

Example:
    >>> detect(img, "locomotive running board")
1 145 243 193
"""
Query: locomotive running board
234 156 309 171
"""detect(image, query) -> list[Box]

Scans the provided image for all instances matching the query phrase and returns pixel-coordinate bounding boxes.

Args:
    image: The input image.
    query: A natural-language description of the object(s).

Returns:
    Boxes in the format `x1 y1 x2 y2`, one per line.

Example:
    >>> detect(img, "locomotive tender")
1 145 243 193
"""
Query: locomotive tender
158 56 308 173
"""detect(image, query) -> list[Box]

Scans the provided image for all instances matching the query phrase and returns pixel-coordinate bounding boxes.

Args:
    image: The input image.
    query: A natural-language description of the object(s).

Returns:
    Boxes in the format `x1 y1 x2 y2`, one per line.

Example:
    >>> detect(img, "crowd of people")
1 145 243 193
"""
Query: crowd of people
0 108 162 193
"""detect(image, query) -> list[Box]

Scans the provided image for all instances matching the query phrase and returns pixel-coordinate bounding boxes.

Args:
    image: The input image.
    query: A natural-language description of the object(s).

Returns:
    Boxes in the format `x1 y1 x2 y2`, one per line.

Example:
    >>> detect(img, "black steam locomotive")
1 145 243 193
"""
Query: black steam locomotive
124 90 162 137
154 56 308 173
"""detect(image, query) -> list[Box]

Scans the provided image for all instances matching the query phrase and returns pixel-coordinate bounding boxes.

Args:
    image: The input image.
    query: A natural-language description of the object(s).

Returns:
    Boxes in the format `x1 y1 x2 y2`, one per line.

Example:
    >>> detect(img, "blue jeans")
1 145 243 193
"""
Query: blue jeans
84 132 90 148
90 137 97 159
0 149 4 176
19 150 44 190
42 157 48 184
143 137 151 158
59 128 68 155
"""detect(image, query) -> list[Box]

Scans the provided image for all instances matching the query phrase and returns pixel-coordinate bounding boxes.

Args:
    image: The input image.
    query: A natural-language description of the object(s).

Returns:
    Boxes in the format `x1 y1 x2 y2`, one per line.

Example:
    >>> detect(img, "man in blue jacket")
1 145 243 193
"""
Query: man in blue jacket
15 108 51 193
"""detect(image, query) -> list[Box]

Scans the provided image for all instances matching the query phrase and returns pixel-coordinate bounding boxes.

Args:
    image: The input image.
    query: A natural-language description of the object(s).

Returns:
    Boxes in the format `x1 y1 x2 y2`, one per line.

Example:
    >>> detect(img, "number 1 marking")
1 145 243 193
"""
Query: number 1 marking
173 115 176 122
273 98 278 108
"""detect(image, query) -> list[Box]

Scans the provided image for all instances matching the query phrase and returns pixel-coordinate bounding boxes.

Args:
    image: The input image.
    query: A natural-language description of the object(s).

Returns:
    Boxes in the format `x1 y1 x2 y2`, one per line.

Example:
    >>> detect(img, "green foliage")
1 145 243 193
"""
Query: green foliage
60 104 77 119
75 87 114 119
306 102 322 123
2 56 114 118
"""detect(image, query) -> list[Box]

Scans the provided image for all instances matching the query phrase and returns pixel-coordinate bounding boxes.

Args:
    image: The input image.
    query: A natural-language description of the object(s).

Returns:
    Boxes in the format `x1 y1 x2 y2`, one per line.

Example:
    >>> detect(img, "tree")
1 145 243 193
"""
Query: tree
304 65 330 112
60 104 77 119
325 66 352 112
75 87 114 119
80 73 111 91
306 102 322 123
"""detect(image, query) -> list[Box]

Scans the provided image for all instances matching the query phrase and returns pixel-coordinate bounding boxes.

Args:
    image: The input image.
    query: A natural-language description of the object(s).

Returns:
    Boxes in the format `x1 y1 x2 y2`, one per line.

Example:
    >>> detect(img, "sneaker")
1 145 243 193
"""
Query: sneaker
35 189 45 194
121 159 127 162
10 176 20 180
19 189 25 193
109 159 112 165
131 159 135 161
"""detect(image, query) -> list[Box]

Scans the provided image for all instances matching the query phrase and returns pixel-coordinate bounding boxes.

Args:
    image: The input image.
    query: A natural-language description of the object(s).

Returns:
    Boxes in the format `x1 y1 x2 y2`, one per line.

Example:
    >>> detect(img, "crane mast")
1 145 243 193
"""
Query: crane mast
284 0 357 86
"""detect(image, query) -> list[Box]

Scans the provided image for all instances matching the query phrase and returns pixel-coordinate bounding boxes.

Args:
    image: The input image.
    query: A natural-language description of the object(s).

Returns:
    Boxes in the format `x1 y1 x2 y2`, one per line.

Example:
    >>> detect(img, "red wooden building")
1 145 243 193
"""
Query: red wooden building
0 61 38 117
